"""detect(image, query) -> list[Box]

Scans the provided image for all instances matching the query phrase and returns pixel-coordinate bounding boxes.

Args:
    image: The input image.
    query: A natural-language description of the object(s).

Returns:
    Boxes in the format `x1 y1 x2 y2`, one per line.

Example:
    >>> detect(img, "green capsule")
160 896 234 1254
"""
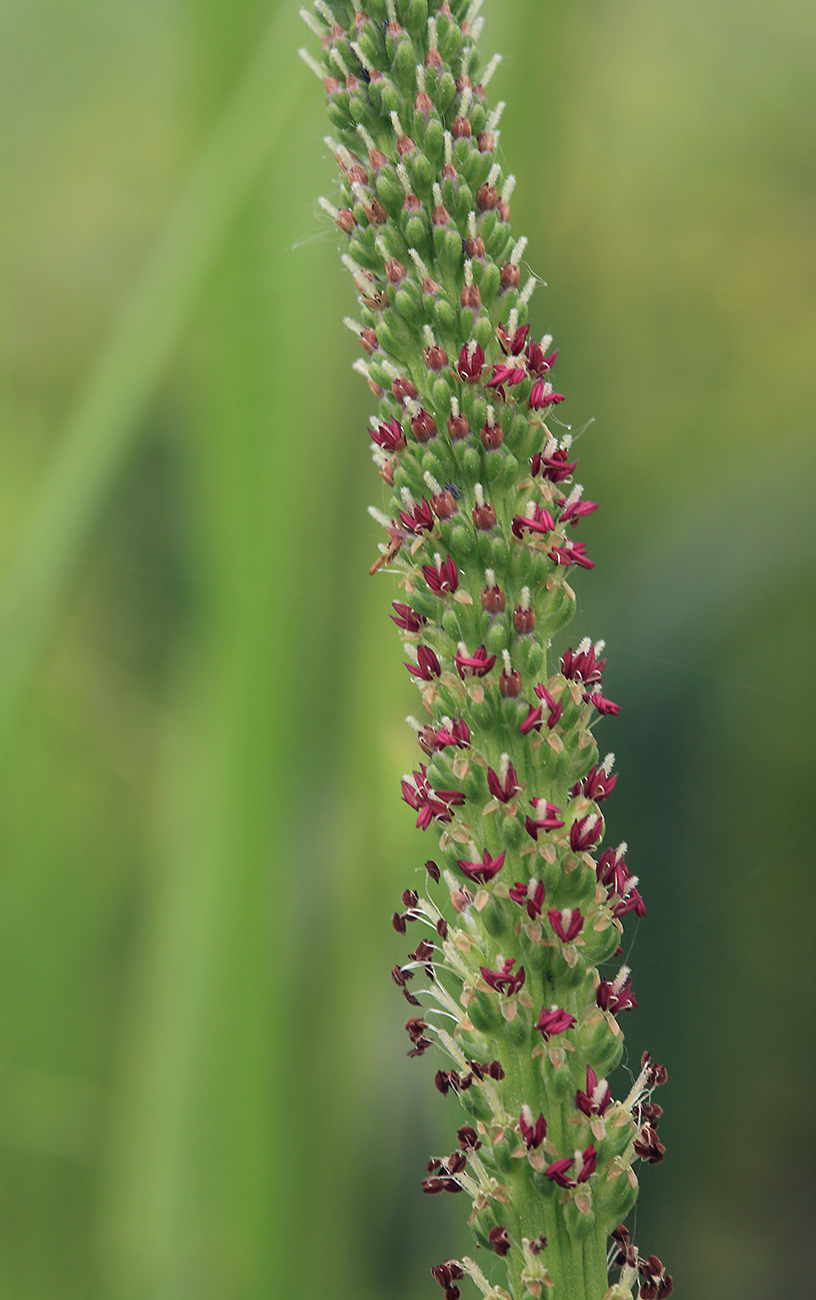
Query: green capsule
489 533 510 569
427 66 457 115
403 211 430 254
473 314 493 350
454 182 475 223
421 115 445 170
394 281 423 324
391 35 419 96
437 227 464 276
470 103 487 136
431 295 457 332
563 1198 595 1241
486 621 508 656
443 522 472 556
374 310 406 355
431 374 453 411
517 638 543 676
484 449 505 486
480 260 502 307
481 896 508 940
501 813 523 849
461 446 482 482
441 608 461 640
369 359 390 388
375 165 405 214
348 234 384 271
545 1058 572 1099
397 0 429 38
410 150 435 194
601 1168 638 1224
469 990 498 1033
585 923 621 965
459 1086 490 1122
438 21 463 62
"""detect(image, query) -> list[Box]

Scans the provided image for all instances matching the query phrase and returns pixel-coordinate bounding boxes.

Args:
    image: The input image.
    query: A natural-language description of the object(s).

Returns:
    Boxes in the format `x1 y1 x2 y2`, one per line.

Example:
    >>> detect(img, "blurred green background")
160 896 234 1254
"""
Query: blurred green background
0 0 814 1297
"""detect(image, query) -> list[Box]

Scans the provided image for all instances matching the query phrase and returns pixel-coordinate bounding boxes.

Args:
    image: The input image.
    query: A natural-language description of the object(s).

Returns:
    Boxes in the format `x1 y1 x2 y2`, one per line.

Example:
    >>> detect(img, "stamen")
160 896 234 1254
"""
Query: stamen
368 506 392 529
298 47 326 80
481 53 502 86
350 41 375 74
510 236 527 265
486 102 505 132
520 275 537 305
408 248 428 277
329 46 351 79
319 196 341 221
299 8 323 39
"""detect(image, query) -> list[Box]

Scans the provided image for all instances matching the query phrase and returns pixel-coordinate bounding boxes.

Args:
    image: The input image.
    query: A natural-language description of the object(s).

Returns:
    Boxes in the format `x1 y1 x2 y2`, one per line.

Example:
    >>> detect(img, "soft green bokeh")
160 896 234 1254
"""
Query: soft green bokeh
0 1 813 1297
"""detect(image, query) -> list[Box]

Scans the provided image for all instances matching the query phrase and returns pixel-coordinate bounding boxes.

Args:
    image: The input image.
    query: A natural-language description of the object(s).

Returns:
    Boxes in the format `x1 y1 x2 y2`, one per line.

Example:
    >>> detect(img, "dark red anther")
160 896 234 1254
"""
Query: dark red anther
569 814 603 852
548 907 584 943
634 1125 666 1164
472 501 496 530
481 584 505 613
642 1052 668 1088
411 409 438 442
335 207 356 233
536 1007 577 1039
423 343 448 370
488 1226 510 1257
370 416 404 451
347 162 369 187
448 411 471 441
392 912 406 934
446 1151 467 1174
402 889 418 907
529 1237 547 1256
436 916 448 939
514 605 535 633
519 1108 547 1150
457 1126 481 1150
415 89 433 119
457 343 484 381
500 261 520 290
500 667 522 697
386 258 407 284
456 848 505 883
392 375 418 403
477 182 499 211
431 489 458 519
481 418 503 449
391 601 426 633
425 859 440 882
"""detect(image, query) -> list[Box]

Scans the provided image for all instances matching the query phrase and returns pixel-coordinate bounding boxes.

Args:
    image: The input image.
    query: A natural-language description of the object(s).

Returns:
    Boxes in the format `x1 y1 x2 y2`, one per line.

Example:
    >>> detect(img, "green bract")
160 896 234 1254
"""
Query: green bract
303 3 669 1298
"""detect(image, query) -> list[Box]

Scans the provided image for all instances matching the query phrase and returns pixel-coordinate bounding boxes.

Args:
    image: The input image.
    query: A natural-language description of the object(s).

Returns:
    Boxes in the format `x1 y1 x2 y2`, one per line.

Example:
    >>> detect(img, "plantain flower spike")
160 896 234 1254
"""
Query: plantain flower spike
302 3 670 1297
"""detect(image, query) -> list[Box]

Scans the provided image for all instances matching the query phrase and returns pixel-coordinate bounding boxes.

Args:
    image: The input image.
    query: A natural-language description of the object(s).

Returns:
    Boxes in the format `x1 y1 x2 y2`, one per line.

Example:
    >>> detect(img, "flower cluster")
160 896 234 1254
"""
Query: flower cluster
304 3 667 1297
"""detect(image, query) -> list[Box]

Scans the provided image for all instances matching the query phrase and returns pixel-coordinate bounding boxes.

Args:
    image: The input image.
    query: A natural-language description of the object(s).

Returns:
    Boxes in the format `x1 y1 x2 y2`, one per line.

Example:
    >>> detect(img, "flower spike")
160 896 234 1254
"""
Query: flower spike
307 3 668 1295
